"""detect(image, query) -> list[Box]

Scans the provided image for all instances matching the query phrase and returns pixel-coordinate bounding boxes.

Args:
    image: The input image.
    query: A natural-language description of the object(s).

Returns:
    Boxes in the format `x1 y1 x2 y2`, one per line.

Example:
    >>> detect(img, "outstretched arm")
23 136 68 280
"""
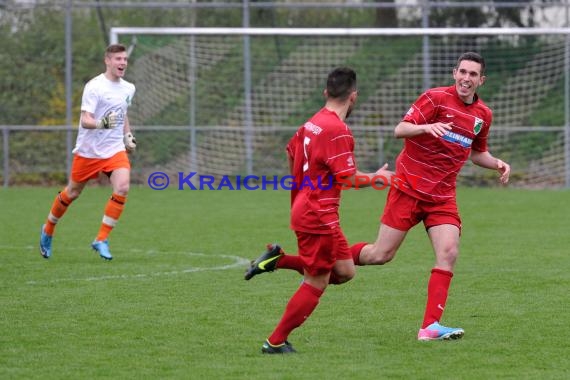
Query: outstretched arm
338 163 394 189
470 150 510 184
394 121 452 139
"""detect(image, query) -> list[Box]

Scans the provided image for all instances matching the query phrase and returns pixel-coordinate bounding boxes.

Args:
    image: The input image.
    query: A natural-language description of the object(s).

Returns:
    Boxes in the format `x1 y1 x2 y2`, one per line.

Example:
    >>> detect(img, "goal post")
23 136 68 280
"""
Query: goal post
110 27 570 188
110 26 570 42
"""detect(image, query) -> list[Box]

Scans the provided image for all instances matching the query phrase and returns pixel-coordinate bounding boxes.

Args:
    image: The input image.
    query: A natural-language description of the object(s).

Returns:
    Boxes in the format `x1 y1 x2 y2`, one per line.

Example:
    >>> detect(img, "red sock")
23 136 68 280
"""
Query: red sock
44 189 73 236
350 242 367 265
276 254 304 275
268 282 323 345
421 268 453 328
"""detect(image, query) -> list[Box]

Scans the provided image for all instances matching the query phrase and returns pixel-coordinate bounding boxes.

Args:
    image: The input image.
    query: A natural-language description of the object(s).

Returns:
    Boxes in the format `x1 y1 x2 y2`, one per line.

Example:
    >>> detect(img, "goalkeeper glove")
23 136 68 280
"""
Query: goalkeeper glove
124 132 137 153
96 111 118 129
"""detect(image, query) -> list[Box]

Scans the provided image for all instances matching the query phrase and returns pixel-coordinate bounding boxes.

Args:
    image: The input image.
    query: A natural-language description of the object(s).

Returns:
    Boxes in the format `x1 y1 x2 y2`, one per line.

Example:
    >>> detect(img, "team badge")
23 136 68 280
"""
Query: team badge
473 117 483 135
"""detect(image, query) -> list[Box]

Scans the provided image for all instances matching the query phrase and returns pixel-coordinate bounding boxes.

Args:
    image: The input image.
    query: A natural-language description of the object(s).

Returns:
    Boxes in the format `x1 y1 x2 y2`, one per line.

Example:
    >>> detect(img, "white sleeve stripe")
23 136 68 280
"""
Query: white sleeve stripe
424 92 436 107
327 151 352 161
412 104 429 124
330 134 353 142
333 168 354 175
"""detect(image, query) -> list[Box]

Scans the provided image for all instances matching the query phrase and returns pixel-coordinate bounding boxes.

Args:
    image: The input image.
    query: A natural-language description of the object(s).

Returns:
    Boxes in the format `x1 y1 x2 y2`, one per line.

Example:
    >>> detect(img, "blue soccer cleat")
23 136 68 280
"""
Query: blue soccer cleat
91 240 113 260
418 322 464 341
39 224 53 259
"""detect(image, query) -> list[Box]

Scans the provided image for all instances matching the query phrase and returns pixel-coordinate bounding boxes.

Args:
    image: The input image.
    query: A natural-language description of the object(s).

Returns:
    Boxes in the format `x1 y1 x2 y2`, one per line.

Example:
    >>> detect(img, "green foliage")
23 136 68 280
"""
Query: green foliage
137 35 301 128
1 4 566 127
6 130 68 186
1 3 567 187
478 38 542 104
253 6 387 28
0 10 65 124
529 81 566 126
131 130 190 167
0 6 243 127
428 0 546 28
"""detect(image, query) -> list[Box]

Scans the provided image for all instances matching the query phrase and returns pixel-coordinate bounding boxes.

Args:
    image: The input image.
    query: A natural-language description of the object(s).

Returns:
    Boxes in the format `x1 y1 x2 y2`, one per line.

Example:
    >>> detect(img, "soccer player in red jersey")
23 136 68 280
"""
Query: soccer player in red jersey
353 52 511 341
246 67 392 354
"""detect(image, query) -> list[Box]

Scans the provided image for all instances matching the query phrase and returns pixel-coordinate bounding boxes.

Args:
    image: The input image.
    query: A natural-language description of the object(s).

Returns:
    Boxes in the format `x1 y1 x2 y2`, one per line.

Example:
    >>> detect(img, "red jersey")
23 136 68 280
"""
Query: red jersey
286 108 357 234
396 85 492 203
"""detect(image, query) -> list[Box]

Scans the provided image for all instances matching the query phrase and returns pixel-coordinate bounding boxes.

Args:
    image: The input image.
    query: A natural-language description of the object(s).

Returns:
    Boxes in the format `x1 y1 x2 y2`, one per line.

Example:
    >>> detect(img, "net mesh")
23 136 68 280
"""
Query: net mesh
117 32 569 188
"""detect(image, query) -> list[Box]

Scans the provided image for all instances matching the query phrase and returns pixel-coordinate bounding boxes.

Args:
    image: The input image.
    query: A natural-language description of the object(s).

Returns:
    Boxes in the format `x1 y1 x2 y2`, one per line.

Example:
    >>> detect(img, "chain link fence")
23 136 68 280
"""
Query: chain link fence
1 1 570 188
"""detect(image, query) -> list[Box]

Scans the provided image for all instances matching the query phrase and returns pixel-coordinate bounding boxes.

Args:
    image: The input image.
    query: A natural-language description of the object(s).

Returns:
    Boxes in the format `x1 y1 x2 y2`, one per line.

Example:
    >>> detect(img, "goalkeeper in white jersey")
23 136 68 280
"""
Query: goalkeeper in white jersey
39 43 137 261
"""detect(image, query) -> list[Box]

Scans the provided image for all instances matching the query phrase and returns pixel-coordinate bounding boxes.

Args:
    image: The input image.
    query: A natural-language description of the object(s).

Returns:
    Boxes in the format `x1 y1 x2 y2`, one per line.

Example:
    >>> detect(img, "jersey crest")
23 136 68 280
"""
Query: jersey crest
473 117 483 135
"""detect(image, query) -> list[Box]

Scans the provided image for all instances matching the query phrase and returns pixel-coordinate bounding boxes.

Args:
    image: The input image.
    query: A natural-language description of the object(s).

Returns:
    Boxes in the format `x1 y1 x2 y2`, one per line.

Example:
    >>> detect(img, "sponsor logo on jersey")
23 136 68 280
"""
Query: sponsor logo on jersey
304 121 323 135
442 131 473 148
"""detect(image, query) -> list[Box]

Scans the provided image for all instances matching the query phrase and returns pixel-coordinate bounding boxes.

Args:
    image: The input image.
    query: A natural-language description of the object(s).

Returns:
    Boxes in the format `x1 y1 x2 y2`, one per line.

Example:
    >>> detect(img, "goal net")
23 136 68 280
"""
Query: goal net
110 27 570 188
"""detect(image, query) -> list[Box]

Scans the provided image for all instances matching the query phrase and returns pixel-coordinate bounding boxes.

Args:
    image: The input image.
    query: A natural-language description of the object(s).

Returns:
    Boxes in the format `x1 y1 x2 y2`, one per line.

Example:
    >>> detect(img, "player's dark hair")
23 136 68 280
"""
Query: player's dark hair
105 44 127 56
326 67 357 100
456 52 486 75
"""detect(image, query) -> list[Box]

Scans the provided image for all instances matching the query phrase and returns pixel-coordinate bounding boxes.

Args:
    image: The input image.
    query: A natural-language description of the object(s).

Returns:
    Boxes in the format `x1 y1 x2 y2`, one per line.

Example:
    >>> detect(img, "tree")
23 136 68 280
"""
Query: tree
428 0 546 28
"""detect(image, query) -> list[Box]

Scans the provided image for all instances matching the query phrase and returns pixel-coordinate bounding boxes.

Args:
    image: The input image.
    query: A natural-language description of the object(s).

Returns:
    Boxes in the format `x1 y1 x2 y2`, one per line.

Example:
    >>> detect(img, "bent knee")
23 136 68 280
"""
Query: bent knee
367 248 396 265
113 183 130 196
334 268 356 284
368 256 393 265
335 273 355 284
440 245 459 260
66 188 82 200
439 247 459 267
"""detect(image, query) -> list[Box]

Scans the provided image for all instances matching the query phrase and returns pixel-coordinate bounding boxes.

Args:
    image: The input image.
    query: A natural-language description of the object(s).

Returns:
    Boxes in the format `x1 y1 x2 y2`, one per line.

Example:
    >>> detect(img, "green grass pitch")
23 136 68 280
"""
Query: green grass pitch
1 186 568 379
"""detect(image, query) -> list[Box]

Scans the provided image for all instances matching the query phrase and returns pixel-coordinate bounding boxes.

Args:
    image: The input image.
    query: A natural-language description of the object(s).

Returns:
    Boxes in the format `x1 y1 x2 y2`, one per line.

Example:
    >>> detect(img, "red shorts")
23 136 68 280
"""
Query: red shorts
295 229 351 276
71 151 130 183
381 186 461 231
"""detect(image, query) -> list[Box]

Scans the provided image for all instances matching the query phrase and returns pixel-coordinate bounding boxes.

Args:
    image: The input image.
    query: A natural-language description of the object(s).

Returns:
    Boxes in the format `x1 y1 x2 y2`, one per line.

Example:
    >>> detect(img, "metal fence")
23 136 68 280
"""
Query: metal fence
1 125 568 189
2 1 570 188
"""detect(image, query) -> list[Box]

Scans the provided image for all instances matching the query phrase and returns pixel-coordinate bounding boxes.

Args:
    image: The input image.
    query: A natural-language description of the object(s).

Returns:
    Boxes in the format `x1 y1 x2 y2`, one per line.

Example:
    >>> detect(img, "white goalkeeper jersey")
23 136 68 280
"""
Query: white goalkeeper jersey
73 73 136 159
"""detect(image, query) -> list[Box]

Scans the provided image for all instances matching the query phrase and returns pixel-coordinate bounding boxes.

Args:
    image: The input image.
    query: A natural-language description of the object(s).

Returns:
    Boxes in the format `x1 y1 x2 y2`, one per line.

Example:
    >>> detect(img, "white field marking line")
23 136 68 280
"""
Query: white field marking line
0 245 250 284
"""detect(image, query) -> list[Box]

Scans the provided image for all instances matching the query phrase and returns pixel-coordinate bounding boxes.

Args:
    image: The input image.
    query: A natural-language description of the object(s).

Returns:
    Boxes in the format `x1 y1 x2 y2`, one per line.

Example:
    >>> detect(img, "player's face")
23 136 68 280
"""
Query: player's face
105 51 128 80
453 60 485 103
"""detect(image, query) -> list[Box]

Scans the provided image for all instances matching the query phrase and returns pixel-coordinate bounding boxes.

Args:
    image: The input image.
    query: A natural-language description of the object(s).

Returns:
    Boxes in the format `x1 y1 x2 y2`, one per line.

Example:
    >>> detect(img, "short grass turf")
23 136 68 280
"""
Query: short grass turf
0 186 568 379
